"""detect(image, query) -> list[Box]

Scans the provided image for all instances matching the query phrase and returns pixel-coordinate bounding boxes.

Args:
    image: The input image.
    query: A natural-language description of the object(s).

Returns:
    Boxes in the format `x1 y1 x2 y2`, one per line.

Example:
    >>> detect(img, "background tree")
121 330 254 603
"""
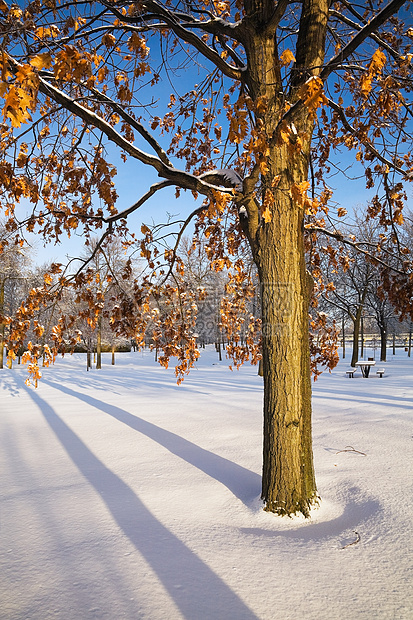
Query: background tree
80 237 131 368
0 226 28 368
178 237 227 350
0 0 412 516
365 272 399 362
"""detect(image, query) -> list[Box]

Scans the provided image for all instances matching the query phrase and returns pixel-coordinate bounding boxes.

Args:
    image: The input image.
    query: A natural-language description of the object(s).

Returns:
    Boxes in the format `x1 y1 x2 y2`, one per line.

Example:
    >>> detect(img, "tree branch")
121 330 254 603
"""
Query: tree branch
321 0 408 81
266 0 290 37
105 180 173 223
306 225 405 274
329 7 406 64
101 0 245 81
6 55 237 198
326 98 407 177
159 204 208 285
78 83 173 167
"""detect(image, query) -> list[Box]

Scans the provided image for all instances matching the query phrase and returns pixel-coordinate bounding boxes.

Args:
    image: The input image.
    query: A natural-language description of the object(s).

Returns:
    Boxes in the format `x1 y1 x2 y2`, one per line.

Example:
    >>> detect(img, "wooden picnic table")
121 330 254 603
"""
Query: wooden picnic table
355 360 376 377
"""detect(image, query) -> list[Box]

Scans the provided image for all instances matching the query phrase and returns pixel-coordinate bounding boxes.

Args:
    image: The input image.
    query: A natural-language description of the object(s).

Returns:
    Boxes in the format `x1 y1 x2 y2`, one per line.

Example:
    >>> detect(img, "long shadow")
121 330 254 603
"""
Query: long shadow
42 379 261 506
312 390 413 411
42 363 263 396
0 424 132 617
25 387 259 620
0 371 22 397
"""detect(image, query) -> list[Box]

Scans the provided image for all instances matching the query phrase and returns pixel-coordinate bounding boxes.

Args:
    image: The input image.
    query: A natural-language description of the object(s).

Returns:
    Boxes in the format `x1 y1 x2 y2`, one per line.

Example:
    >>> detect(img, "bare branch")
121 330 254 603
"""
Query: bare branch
326 98 407 177
336 445 367 455
341 531 361 549
71 227 112 280
102 0 245 81
79 83 173 167
321 0 408 80
106 181 173 223
305 225 405 275
329 7 406 64
159 204 208 285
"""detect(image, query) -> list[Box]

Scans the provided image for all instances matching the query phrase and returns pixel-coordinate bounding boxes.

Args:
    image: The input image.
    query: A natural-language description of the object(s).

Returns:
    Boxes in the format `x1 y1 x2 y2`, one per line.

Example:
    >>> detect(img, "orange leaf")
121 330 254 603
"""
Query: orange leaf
35 25 60 38
280 49 295 67
298 77 327 115
290 181 310 206
30 53 52 70
262 207 272 223
360 48 387 97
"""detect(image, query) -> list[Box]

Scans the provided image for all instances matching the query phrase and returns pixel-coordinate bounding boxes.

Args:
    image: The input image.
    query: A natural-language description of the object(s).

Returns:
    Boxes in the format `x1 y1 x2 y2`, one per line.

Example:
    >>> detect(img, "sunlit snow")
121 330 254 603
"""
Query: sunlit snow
1 346 412 619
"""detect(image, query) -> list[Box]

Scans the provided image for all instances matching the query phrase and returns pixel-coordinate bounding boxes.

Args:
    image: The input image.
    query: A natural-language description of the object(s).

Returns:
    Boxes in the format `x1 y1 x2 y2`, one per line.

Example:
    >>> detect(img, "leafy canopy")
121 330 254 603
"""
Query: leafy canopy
0 0 412 382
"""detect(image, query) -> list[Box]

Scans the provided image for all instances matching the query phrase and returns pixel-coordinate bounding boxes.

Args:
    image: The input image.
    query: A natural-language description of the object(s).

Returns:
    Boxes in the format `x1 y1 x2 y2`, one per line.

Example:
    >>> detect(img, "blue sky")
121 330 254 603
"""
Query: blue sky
25 140 411 266
11 1 413 266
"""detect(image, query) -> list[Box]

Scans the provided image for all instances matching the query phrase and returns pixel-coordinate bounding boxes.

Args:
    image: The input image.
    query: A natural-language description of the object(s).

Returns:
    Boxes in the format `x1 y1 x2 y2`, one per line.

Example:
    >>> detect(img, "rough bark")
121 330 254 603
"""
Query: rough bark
237 0 329 515
257 192 317 515
360 316 364 358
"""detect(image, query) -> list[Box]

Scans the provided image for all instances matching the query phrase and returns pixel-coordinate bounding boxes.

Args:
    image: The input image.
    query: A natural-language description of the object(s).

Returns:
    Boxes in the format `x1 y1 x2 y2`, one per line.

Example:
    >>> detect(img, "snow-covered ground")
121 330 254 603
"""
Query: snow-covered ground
1 347 412 619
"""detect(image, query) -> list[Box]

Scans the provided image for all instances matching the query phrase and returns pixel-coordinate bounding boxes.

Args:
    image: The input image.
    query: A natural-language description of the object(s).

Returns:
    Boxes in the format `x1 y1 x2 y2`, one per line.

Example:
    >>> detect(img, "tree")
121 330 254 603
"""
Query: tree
0 226 28 368
0 0 412 516
79 237 131 368
366 272 398 362
178 237 227 348
320 214 381 367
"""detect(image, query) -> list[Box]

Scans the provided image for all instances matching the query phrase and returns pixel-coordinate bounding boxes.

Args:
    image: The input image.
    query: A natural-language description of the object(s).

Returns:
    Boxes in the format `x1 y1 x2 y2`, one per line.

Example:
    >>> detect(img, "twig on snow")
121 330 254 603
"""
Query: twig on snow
336 446 367 456
341 531 361 549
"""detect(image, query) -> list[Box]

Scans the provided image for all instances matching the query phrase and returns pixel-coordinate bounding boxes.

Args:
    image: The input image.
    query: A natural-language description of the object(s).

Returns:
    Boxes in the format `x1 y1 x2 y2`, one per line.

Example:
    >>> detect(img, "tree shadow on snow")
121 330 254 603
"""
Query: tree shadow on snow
0 372 22 397
241 489 382 544
0 423 133 617
312 389 413 410
40 358 263 397
42 379 261 507
25 386 259 620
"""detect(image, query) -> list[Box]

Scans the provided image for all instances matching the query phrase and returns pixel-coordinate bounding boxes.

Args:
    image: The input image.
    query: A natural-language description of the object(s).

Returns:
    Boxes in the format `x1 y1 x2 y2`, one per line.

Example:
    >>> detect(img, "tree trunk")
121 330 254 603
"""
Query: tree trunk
0 279 4 370
0 323 4 370
257 193 317 517
350 312 362 368
379 326 387 362
350 322 359 368
342 315 345 359
237 0 329 516
392 332 396 355
409 324 412 358
360 316 364 358
111 343 115 365
96 316 102 369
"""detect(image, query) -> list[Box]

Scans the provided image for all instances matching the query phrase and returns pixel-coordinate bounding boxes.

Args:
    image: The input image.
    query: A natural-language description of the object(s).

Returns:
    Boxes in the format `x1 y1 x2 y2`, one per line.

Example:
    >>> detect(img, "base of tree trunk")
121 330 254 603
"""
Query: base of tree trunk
262 492 319 518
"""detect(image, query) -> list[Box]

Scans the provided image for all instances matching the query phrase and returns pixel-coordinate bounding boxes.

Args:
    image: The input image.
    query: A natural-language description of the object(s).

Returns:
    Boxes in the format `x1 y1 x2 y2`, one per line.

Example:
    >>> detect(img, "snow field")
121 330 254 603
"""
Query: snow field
0 347 412 619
